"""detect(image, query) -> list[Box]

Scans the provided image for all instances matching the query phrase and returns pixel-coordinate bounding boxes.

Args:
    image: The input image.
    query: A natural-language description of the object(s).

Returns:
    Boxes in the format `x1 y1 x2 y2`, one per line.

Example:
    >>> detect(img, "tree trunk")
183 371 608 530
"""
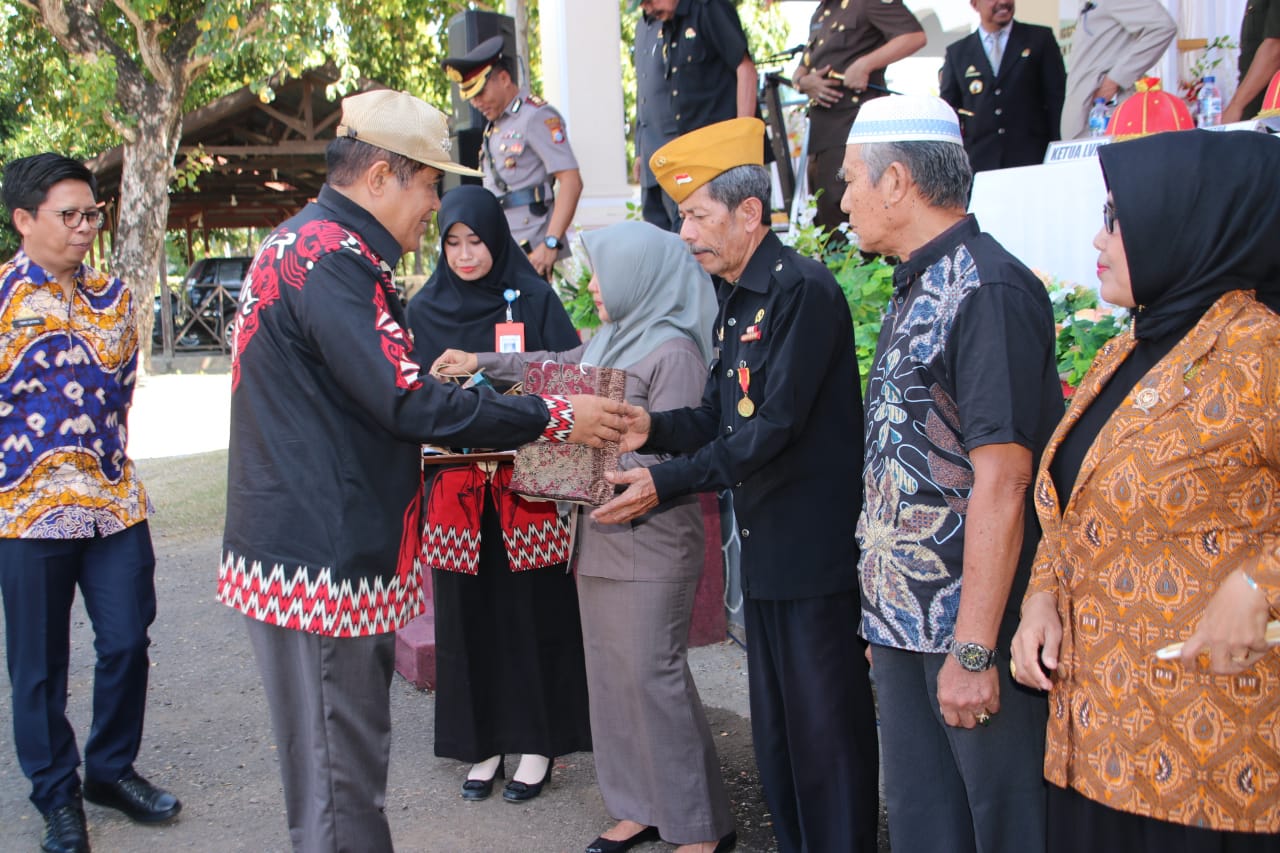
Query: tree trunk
112 93 184 376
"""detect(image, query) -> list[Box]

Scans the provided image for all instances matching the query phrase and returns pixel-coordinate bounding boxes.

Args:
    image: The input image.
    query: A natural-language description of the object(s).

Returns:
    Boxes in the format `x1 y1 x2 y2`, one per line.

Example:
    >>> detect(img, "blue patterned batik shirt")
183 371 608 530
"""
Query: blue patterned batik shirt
857 216 1061 652
0 250 148 538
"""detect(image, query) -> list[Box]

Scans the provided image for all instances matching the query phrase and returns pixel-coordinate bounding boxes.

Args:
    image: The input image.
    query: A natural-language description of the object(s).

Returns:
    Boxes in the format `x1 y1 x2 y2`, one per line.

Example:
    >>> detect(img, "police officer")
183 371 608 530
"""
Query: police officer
939 0 1065 171
444 37 583 278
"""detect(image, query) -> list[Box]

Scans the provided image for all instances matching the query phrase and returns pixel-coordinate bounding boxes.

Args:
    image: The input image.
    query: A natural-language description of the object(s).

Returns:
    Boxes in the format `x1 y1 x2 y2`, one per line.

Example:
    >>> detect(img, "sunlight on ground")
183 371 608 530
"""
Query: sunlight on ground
128 373 232 460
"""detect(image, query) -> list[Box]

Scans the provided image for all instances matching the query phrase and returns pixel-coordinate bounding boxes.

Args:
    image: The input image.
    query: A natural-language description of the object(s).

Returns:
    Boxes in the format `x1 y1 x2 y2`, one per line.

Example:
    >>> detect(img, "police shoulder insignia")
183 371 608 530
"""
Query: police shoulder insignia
525 94 547 107
545 117 566 144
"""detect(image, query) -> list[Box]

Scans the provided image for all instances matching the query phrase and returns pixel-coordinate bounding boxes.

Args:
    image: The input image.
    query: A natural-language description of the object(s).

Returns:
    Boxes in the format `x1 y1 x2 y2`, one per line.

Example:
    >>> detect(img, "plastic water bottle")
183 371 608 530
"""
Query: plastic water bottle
1087 97 1109 137
1197 75 1222 127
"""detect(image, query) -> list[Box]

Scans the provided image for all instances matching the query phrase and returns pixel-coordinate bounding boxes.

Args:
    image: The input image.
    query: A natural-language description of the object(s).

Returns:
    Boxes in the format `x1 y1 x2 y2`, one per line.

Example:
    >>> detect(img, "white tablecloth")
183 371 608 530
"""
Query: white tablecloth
969 158 1108 293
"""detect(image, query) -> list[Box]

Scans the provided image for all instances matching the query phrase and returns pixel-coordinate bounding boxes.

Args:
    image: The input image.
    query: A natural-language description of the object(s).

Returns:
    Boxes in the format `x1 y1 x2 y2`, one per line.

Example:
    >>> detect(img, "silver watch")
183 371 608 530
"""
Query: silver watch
951 641 996 672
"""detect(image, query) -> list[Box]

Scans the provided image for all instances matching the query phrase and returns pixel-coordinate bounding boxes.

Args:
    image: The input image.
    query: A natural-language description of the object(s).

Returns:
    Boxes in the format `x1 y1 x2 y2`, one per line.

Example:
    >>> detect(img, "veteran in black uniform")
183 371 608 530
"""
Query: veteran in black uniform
632 0 757 231
443 37 582 278
940 0 1065 171
594 118 880 853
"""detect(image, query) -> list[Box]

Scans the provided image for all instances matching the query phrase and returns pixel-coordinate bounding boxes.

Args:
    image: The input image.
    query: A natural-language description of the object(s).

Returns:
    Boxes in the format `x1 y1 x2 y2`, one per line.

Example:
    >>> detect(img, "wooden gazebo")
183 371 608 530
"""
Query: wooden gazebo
88 69 376 258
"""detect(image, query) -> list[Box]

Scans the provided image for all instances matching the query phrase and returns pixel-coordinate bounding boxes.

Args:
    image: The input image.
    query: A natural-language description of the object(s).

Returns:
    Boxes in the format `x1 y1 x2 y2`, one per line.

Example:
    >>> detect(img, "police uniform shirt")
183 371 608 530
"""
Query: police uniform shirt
481 92 580 247
802 0 924 155
642 231 865 600
634 0 751 188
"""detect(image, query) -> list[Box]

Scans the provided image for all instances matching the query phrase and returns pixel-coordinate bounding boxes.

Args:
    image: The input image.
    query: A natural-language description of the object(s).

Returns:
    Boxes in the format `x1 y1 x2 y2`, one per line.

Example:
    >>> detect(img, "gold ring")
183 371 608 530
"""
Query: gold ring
1010 659 1017 679
976 711 992 726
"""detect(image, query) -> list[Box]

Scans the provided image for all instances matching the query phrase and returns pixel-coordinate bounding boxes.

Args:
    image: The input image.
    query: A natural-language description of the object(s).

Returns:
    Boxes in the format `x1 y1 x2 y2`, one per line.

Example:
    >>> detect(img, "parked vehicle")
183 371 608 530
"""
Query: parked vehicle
153 256 253 350
185 256 253 348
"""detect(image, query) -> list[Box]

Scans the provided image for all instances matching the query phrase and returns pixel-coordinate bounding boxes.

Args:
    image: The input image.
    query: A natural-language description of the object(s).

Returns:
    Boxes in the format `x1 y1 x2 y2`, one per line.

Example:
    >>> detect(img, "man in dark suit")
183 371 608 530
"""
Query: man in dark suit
940 0 1066 171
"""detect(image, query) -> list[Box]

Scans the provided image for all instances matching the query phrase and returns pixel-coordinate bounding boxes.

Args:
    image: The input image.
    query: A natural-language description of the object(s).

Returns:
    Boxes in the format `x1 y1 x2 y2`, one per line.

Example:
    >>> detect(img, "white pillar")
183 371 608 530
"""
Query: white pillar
538 0 635 229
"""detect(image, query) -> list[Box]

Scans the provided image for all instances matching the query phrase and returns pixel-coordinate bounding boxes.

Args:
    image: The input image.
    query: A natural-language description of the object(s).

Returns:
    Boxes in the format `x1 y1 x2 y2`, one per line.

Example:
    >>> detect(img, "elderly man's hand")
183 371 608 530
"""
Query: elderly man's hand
937 656 1000 729
617 404 652 453
565 395 627 447
591 468 659 525
431 349 478 377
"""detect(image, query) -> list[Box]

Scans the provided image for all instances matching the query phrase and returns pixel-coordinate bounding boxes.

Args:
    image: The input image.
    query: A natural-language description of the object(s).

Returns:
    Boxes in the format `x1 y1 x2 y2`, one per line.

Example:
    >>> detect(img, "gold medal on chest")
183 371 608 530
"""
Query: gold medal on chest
970 79 984 95
737 396 755 417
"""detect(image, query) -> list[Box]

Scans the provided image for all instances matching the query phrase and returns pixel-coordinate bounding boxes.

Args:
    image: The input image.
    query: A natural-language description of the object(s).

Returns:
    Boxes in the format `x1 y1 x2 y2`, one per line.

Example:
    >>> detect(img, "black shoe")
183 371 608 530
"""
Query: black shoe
714 831 737 852
41 802 90 853
585 825 659 852
460 756 505 801
83 773 181 824
502 759 553 803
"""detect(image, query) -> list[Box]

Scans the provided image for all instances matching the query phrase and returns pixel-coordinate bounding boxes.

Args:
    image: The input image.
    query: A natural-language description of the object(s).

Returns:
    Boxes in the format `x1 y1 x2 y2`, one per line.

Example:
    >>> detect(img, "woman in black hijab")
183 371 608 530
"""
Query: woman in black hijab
408 185 577 368
408 186 588 803
1011 130 1280 850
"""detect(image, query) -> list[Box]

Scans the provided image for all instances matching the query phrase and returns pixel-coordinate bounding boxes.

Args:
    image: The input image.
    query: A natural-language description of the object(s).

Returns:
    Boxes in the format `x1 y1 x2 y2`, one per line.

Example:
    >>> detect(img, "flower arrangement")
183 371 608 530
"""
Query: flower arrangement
1039 272 1127 395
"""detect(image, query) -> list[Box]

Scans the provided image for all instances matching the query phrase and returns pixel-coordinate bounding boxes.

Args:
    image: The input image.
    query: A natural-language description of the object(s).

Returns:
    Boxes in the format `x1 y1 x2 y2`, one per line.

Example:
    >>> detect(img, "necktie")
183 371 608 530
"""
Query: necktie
987 32 1003 72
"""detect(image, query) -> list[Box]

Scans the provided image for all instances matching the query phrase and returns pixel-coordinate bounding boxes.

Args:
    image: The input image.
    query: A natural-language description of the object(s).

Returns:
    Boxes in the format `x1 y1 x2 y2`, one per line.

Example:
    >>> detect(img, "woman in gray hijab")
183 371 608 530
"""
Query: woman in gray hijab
432 221 735 853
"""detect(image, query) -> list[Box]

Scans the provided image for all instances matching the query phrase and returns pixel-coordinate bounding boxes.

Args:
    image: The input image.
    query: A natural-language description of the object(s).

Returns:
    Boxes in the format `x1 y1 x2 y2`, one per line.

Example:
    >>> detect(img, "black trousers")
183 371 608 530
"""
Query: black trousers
873 643 1048 853
744 592 880 853
0 522 156 814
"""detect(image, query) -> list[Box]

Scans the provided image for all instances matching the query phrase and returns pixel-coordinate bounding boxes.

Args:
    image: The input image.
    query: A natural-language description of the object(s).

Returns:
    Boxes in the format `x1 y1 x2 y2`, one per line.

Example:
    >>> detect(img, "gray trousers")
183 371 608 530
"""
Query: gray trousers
872 644 1048 853
245 616 396 853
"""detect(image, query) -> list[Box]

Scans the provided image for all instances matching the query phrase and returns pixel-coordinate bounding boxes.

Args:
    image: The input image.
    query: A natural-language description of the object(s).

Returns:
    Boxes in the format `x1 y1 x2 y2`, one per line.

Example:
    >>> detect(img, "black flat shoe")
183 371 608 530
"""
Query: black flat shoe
715 830 738 852
83 773 180 824
461 756 505 801
585 825 660 852
41 801 90 853
502 760 553 803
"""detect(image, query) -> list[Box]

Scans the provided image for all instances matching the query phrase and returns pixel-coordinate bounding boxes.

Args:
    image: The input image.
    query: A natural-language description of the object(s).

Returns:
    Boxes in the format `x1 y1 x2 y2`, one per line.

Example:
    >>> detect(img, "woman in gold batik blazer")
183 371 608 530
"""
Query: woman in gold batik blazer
1011 130 1280 851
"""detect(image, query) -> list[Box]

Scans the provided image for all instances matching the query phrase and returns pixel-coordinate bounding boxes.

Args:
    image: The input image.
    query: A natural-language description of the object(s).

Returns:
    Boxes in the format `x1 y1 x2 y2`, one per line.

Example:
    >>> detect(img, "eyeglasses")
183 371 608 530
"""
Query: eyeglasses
31 207 106 230
1102 200 1118 234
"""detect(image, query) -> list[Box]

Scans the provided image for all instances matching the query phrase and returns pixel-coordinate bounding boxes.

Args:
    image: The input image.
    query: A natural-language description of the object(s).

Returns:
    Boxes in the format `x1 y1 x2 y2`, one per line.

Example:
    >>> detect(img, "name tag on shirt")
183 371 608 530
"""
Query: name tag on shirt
495 322 525 353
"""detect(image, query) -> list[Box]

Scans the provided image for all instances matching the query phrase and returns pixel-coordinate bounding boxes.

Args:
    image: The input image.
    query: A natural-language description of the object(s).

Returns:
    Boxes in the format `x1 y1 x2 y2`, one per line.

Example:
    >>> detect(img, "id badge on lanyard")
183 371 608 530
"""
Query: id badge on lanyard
495 288 525 353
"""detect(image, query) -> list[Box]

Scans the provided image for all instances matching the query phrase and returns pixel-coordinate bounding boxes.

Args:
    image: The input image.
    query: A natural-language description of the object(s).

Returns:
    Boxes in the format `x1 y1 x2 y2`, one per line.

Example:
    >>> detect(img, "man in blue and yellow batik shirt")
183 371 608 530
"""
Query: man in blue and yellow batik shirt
0 153 180 853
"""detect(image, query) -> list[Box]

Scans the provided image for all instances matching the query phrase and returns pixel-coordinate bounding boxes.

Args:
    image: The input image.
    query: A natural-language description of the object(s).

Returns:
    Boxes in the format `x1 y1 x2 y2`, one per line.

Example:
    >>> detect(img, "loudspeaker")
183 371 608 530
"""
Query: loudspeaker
442 127 485 194
446 10 518 133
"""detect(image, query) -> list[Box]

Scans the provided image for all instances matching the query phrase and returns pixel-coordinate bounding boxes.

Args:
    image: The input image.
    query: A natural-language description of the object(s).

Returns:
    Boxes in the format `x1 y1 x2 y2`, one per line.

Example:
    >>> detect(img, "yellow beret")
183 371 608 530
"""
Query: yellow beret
649 117 765 205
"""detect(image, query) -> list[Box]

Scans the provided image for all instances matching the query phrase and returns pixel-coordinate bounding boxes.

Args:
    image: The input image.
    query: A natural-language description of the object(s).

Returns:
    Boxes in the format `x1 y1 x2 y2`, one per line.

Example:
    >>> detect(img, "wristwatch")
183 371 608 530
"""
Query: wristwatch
543 235 562 251
951 641 996 672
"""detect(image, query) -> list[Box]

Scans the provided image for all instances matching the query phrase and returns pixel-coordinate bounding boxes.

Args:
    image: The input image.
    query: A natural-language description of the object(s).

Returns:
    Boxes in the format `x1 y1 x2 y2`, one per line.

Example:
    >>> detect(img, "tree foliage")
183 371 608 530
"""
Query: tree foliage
0 0 470 369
